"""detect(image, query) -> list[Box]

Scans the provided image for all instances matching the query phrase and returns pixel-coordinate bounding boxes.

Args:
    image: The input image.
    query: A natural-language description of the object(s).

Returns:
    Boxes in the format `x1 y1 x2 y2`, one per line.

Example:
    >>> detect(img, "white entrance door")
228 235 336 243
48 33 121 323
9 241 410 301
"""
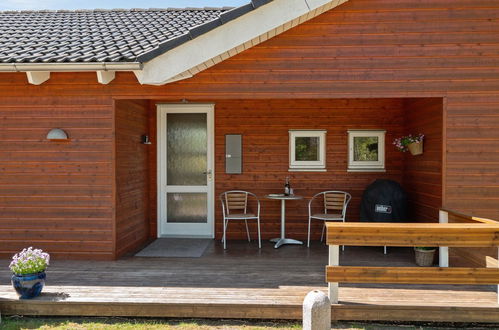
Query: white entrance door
157 104 214 238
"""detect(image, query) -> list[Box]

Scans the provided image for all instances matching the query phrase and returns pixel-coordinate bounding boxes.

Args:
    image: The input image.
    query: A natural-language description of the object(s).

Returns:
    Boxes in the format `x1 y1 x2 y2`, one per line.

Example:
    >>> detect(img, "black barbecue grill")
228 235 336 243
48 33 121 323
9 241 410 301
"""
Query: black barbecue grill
360 179 408 223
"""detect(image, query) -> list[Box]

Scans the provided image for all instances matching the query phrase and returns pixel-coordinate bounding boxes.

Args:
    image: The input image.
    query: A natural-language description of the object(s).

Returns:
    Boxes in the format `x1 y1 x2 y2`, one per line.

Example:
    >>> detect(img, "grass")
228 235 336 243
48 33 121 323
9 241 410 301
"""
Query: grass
1 316 498 330
0 317 301 330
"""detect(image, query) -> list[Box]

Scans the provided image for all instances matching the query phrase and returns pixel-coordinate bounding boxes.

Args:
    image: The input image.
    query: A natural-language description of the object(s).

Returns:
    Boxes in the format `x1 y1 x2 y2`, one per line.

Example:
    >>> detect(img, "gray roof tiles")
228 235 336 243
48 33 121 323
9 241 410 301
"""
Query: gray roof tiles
0 7 238 63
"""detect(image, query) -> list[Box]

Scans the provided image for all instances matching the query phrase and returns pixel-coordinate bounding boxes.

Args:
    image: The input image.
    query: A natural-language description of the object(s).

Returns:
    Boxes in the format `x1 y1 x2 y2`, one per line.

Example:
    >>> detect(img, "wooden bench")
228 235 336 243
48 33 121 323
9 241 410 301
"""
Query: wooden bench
325 209 499 304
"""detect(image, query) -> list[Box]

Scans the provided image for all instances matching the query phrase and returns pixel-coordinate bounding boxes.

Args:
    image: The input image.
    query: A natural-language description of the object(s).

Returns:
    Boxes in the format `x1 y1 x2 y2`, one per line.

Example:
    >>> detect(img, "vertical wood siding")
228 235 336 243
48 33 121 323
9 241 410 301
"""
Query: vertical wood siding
115 100 150 257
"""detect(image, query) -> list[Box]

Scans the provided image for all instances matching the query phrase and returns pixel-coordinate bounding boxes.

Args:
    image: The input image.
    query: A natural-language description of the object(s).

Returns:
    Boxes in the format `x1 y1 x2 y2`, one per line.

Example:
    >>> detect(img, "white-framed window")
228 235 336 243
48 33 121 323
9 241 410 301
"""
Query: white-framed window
289 130 326 171
348 130 386 172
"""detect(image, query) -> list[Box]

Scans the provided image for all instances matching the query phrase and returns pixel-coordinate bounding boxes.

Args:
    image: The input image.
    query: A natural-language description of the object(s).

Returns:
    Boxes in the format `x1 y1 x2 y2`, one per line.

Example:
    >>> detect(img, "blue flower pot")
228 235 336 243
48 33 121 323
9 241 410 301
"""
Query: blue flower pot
11 271 46 299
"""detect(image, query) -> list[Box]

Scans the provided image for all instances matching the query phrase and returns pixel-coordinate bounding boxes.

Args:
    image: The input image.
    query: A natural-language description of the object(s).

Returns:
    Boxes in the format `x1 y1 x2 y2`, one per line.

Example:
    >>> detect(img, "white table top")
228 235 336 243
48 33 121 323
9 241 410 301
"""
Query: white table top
265 194 303 200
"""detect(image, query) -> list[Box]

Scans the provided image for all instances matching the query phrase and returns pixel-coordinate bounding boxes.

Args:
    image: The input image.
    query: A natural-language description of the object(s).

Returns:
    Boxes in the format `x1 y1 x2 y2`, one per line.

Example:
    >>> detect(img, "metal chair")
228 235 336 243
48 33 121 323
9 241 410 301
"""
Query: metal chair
220 190 261 249
307 191 351 248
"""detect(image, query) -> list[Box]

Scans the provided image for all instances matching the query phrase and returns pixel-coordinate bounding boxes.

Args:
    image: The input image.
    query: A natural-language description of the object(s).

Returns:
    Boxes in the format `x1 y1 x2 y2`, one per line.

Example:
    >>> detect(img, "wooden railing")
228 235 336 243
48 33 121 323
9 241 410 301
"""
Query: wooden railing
325 208 499 304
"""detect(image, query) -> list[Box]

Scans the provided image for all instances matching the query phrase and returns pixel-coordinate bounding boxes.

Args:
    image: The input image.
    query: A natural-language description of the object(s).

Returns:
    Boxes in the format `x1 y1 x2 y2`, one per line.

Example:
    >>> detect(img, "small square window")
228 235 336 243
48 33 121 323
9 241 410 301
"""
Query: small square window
289 130 326 171
348 130 385 172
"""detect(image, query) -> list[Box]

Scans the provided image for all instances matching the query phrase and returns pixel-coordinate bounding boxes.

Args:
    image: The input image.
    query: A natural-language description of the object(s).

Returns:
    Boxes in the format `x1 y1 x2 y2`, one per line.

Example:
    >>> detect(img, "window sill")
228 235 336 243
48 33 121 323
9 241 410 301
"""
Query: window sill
347 168 386 173
289 168 327 172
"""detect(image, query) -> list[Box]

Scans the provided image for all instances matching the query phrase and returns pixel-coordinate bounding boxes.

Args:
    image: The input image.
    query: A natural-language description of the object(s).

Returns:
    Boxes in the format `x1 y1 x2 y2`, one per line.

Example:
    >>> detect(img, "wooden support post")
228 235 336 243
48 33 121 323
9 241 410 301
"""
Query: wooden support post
328 244 339 304
439 209 449 267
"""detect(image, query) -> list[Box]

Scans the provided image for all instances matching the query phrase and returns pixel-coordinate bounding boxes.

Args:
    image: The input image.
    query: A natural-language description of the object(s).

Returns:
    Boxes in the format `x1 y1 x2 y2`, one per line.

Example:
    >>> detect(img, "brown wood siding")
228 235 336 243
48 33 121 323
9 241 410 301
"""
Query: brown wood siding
447 211 498 267
115 100 150 257
147 98 434 240
147 102 158 237
0 96 115 260
214 99 404 240
403 98 443 222
192 0 497 222
0 0 497 260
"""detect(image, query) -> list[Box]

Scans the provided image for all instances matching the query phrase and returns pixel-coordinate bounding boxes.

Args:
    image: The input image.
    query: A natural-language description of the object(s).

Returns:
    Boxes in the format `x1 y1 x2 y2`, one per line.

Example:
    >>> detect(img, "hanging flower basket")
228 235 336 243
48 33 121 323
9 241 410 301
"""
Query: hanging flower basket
407 141 423 156
393 134 424 155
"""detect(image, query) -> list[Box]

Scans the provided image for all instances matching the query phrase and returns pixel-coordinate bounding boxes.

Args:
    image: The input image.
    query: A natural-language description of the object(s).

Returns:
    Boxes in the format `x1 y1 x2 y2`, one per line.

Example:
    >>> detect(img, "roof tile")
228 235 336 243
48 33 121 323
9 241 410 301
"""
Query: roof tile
0 7 234 63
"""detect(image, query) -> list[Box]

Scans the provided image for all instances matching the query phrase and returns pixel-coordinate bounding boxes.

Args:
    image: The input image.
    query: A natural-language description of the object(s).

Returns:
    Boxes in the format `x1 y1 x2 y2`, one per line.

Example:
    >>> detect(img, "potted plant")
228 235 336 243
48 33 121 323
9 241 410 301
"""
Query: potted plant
9 247 50 299
393 133 424 155
414 247 436 267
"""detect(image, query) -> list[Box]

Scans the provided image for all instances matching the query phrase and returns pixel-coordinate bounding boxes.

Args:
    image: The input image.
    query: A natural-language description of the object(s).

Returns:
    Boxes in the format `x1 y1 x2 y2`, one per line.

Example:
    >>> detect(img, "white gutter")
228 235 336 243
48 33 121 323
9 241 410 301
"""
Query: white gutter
0 62 142 72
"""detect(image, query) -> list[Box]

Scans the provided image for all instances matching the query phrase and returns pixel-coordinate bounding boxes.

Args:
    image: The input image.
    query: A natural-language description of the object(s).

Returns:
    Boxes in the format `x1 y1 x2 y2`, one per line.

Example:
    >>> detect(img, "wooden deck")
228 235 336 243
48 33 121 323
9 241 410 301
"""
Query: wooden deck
1 241 498 323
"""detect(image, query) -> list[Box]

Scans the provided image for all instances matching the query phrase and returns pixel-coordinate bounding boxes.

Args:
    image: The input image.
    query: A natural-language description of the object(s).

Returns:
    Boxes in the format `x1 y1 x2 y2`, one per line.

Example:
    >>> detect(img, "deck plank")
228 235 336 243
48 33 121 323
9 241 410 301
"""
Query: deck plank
0 243 497 322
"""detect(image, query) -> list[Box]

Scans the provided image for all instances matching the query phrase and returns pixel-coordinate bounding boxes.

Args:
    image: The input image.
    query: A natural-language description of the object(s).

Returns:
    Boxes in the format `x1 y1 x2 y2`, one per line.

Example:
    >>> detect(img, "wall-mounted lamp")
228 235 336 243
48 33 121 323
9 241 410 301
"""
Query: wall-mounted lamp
46 128 69 141
141 135 152 145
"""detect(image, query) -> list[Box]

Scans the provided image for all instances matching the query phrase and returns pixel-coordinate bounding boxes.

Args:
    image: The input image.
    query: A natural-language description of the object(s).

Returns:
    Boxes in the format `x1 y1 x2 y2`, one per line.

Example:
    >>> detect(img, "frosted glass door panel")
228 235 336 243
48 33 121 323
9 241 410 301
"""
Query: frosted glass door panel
167 113 207 186
158 104 214 238
167 193 207 223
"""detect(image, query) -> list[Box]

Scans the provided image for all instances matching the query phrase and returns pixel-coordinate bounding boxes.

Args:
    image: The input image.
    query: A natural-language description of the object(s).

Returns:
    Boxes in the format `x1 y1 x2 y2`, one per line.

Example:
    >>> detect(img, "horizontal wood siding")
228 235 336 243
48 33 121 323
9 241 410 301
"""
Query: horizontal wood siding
448 211 499 267
0 96 115 260
212 99 405 240
115 100 150 257
403 98 443 222
148 102 158 238
147 99 406 240
0 0 497 261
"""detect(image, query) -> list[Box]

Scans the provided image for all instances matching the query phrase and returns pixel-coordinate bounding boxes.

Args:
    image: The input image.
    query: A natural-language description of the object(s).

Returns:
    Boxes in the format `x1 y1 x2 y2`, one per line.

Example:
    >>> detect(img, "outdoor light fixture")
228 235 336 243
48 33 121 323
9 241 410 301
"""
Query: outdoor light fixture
46 128 69 141
141 135 152 145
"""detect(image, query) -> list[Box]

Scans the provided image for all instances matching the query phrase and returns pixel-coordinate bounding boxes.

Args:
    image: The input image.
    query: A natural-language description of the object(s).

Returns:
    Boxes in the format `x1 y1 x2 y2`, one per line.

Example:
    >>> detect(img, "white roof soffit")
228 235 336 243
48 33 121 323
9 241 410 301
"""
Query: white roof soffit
135 0 349 85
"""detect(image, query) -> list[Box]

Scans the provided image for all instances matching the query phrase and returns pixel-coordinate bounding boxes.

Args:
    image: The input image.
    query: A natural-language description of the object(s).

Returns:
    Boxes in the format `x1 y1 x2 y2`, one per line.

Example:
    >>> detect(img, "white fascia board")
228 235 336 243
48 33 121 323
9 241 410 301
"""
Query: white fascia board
136 0 339 85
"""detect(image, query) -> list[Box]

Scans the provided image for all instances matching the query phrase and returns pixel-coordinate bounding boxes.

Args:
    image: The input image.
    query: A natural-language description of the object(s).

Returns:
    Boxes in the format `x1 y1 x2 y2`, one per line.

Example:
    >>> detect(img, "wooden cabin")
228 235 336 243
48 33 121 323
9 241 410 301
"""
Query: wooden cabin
0 0 498 269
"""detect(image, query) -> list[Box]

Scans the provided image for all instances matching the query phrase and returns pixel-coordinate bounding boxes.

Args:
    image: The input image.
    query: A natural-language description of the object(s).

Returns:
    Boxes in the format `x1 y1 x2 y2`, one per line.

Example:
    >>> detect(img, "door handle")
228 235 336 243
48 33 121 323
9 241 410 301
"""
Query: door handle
203 170 212 175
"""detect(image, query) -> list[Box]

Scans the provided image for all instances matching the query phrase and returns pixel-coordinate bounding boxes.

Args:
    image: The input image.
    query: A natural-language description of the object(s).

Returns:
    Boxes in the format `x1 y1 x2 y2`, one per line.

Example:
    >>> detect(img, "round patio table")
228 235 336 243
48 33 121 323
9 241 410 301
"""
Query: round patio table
265 194 304 248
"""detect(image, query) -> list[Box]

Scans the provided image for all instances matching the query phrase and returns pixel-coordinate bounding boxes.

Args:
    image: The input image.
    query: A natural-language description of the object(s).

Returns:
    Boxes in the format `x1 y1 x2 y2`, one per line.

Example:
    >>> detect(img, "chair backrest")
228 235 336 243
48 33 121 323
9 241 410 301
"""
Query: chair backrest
324 192 347 213
309 191 352 218
225 192 248 214
220 190 261 218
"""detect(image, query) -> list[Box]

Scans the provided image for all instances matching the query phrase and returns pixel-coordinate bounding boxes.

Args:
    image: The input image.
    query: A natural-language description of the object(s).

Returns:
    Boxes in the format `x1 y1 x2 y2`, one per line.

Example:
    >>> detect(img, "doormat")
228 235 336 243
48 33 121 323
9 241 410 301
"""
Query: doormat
135 238 211 258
